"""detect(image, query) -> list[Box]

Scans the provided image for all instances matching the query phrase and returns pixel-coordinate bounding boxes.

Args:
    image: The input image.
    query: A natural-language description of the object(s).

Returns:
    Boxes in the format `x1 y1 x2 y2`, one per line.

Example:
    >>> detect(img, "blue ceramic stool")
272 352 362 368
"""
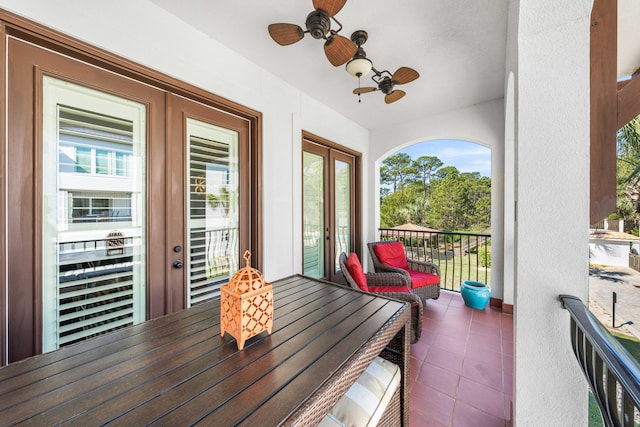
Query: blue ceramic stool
461 281 490 310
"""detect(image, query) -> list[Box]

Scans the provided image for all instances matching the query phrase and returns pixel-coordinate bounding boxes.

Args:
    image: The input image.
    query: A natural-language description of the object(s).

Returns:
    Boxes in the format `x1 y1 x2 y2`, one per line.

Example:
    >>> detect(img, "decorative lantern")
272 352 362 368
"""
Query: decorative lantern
220 250 273 350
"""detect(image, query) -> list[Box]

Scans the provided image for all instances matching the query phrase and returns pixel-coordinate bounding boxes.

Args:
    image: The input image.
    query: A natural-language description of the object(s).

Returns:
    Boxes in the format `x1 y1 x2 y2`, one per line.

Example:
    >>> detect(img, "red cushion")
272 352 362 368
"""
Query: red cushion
407 269 440 288
346 253 368 292
374 242 409 269
368 284 412 293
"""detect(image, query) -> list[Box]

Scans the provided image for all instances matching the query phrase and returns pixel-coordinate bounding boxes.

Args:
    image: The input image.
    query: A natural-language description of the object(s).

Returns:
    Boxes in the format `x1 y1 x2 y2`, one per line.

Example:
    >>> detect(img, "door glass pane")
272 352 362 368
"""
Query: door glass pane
335 160 351 271
303 152 325 278
42 76 147 352
186 119 239 306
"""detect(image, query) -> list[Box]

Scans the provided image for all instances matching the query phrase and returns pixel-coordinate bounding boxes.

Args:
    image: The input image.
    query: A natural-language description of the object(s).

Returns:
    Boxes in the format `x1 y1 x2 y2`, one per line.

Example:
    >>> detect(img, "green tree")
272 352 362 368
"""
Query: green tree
412 155 443 198
427 167 491 231
381 153 413 192
616 116 640 219
379 152 491 232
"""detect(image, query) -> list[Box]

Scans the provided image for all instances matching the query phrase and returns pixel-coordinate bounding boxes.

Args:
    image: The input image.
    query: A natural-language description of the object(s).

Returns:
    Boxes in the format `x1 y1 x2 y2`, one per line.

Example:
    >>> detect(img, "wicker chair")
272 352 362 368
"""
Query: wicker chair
339 252 422 343
368 240 441 302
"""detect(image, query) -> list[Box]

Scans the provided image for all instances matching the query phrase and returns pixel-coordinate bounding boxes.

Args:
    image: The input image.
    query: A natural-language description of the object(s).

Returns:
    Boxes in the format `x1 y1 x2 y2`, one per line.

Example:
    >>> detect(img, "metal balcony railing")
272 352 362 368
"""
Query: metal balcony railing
378 228 491 291
560 295 640 426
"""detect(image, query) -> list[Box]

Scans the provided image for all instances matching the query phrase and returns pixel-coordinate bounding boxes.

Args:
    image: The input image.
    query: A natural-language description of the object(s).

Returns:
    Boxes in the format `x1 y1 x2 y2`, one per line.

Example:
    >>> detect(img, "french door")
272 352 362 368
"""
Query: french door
41 76 150 351
166 94 250 312
5 37 256 362
302 133 359 282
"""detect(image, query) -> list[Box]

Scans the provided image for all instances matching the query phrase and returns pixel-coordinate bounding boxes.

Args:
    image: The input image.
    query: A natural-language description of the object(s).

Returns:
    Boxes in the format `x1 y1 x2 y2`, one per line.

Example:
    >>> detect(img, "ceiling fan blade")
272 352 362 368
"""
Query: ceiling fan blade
392 67 420 85
313 0 347 17
324 34 357 66
385 90 406 104
353 87 377 95
268 23 305 46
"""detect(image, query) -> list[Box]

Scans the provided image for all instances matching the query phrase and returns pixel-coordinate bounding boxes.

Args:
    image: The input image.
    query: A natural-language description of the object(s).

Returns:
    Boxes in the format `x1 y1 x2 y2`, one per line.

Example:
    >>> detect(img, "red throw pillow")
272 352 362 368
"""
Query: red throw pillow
346 253 368 292
373 242 409 269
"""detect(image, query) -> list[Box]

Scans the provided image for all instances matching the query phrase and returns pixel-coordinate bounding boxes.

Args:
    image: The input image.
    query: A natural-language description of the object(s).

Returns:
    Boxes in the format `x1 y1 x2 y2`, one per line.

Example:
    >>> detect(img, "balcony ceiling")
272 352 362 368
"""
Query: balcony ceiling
147 1 640 131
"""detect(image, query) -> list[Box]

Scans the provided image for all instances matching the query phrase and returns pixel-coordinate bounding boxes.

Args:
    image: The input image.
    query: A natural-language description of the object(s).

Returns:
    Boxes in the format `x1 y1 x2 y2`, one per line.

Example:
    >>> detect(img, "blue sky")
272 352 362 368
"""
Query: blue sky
398 139 491 178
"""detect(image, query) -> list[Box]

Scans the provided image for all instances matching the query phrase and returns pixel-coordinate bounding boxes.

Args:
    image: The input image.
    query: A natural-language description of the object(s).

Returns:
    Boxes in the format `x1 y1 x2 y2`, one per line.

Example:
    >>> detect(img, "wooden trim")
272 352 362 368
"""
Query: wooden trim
33 67 44 356
166 93 253 311
301 131 362 281
0 7 262 269
7 38 168 360
0 22 6 366
0 8 263 362
302 130 362 158
489 297 513 315
589 0 618 224
502 303 513 315
618 74 640 129
0 10 259 122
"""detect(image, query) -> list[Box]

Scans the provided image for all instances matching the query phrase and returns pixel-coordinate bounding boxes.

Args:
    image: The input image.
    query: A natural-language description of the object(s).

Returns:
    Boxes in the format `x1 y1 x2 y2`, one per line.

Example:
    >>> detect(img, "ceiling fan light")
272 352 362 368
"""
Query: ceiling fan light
346 57 373 78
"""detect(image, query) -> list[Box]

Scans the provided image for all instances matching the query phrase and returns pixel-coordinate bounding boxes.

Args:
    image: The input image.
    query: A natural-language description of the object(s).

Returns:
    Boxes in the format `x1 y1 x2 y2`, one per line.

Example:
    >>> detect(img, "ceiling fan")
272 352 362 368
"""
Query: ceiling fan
353 67 420 104
267 0 357 66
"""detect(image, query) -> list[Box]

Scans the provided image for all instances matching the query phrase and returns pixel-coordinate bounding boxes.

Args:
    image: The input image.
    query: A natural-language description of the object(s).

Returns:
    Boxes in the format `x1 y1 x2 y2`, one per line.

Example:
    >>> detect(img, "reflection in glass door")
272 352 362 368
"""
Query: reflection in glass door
303 151 326 279
41 76 147 351
186 119 239 306
334 159 351 271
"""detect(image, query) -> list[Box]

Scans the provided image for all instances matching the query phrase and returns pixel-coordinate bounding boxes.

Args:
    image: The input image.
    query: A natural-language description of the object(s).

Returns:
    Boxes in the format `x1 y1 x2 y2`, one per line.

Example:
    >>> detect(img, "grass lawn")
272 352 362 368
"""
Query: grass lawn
431 254 491 291
588 331 640 426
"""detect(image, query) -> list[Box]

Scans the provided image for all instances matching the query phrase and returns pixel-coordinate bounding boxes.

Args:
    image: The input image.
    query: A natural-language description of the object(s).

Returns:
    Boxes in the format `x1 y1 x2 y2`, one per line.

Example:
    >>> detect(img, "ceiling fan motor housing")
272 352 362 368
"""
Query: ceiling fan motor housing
379 77 394 94
306 10 331 39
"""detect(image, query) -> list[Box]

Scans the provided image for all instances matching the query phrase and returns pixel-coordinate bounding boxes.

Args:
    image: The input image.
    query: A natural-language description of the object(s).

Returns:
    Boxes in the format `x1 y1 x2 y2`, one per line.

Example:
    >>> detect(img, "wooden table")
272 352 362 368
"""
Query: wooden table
0 275 410 426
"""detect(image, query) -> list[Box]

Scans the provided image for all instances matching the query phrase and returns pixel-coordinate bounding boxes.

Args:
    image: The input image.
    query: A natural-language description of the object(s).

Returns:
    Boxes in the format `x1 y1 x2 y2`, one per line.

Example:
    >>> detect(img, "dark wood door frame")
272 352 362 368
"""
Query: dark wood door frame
0 10 262 365
166 93 252 312
302 131 361 282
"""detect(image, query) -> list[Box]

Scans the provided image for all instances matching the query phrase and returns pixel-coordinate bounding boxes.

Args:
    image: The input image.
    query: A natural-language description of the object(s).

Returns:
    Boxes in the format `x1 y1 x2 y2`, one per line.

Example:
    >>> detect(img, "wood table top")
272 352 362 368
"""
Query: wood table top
0 275 409 426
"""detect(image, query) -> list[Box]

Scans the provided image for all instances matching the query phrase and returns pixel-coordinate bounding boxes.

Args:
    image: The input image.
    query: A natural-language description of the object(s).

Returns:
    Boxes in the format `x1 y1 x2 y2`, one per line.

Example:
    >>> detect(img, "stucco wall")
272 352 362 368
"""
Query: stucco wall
590 238 640 267
511 0 593 424
0 0 370 281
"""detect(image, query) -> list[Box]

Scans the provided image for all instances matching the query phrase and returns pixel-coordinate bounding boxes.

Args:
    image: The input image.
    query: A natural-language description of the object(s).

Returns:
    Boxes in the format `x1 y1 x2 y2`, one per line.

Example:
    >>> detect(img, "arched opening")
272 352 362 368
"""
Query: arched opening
375 139 492 292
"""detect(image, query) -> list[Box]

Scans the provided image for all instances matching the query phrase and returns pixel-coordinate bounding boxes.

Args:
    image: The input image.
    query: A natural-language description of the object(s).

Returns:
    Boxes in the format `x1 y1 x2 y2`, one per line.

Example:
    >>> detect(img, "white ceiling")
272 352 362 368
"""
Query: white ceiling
147 0 640 131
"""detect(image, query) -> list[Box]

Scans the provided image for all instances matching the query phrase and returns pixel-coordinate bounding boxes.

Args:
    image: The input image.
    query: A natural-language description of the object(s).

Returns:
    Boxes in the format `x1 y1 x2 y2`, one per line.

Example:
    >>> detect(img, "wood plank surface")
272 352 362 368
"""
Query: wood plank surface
0 275 408 426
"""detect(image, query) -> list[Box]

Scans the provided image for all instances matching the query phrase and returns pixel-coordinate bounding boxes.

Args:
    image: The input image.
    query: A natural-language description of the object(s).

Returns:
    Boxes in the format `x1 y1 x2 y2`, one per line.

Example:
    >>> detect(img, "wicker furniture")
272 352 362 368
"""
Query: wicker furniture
339 252 423 343
368 240 441 302
0 275 410 426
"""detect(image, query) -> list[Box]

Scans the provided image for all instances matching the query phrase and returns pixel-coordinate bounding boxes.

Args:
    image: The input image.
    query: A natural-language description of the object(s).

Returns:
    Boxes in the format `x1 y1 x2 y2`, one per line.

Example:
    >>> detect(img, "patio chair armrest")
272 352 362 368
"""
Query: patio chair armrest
372 264 412 281
372 291 423 342
407 259 440 276
365 272 411 288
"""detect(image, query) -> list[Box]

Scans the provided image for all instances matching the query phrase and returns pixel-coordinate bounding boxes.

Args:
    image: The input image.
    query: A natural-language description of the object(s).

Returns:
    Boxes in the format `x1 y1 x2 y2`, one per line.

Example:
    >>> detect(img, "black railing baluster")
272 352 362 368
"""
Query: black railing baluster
378 228 491 291
560 295 640 426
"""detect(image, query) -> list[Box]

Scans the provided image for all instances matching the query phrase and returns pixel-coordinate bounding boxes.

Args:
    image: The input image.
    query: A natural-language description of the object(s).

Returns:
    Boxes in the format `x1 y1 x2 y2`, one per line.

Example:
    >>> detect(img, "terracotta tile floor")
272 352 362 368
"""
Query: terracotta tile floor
409 290 513 427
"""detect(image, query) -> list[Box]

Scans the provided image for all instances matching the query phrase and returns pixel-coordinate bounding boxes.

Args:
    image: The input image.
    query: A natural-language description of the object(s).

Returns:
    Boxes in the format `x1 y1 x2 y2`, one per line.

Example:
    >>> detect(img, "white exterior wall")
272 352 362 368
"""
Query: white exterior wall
590 238 640 267
0 0 369 281
510 0 593 424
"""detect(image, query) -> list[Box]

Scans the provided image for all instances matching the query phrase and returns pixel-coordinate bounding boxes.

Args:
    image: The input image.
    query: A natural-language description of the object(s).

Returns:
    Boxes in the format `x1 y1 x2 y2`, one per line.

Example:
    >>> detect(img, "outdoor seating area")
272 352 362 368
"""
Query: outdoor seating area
339 251 424 342
339 243 513 425
368 240 441 301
